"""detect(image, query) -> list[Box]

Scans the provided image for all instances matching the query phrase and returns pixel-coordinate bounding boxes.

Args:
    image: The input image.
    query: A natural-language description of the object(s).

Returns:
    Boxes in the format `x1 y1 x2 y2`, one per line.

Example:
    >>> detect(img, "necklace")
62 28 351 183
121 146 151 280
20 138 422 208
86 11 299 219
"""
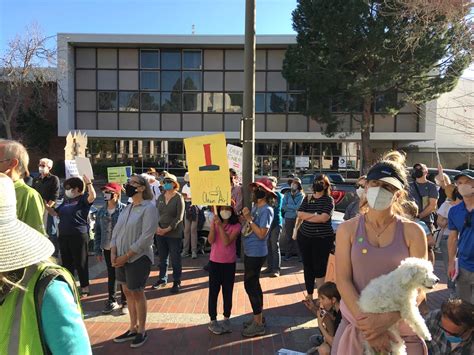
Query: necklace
365 215 395 238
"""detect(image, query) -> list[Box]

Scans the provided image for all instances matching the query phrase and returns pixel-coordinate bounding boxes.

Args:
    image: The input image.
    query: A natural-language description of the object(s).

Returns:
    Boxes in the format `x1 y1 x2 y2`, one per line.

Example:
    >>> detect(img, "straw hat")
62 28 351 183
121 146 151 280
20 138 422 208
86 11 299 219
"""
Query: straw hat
0 174 54 273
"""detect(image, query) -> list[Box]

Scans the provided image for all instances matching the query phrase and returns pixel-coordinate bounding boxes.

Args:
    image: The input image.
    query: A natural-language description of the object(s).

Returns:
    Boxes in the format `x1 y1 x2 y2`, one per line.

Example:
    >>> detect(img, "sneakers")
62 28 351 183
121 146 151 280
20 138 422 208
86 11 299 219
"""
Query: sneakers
113 330 137 343
170 282 181 294
261 268 272 274
120 304 129 315
241 321 265 337
270 271 280 278
243 316 266 329
181 251 190 257
102 300 120 314
221 319 232 334
208 320 225 335
130 332 148 348
191 251 197 259
151 279 167 289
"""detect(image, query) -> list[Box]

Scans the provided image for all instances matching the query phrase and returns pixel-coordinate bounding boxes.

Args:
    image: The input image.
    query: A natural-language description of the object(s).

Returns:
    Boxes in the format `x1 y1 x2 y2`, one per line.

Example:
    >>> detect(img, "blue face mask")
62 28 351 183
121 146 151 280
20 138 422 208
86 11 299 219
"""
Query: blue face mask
163 182 173 191
443 332 463 344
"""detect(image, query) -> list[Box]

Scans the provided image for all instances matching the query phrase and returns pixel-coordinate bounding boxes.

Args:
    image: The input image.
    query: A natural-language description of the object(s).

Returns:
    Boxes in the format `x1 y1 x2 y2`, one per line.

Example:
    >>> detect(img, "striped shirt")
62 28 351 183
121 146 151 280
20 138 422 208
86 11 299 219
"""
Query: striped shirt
298 194 334 238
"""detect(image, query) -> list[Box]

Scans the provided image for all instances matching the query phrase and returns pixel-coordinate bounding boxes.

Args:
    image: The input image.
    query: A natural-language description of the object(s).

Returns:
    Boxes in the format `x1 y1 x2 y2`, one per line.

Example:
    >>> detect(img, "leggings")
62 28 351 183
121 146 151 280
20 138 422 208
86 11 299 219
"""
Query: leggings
59 233 89 288
208 261 236 320
244 255 266 315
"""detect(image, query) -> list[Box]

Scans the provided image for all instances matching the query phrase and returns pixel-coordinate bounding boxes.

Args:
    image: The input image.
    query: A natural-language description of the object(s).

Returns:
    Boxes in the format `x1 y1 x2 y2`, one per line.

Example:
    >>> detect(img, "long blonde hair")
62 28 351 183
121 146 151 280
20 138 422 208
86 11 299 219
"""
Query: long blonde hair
360 150 409 217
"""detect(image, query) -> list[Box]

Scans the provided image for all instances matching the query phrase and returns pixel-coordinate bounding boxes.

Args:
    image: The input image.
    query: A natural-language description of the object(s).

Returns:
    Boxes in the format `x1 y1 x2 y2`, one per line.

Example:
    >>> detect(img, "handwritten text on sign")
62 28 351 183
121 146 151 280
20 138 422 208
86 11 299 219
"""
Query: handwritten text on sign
184 134 231 206
227 144 243 184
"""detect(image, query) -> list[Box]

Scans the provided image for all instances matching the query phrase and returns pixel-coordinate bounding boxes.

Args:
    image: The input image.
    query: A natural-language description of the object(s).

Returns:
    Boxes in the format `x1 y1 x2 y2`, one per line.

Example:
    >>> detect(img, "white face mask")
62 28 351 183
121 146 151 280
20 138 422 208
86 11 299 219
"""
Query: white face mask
38 167 48 174
366 186 394 211
219 210 232 220
356 187 365 199
65 189 75 199
458 184 474 197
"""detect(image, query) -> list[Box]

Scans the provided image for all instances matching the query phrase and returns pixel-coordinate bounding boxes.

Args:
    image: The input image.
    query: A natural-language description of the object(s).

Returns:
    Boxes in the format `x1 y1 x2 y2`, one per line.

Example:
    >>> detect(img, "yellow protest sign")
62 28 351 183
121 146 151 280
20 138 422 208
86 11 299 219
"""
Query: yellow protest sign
107 166 132 184
184 133 231 206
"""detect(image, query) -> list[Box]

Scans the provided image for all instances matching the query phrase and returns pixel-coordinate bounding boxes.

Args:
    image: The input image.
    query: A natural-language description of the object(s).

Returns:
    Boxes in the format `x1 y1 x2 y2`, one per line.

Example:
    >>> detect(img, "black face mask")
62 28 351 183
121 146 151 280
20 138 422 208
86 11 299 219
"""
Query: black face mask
313 182 325 192
254 188 266 200
125 184 138 197
413 169 424 179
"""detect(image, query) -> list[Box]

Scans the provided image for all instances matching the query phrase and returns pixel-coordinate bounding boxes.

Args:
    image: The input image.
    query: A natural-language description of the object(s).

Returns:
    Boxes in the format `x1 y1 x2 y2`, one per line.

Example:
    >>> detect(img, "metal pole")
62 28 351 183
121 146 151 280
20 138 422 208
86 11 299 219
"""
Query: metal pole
241 0 256 210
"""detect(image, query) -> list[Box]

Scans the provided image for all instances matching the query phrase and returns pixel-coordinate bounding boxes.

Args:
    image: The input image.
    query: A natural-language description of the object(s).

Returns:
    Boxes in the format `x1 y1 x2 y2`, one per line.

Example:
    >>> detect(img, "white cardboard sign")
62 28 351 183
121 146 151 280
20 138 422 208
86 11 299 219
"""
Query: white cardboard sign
65 160 79 179
227 144 243 183
75 157 94 180
295 156 310 168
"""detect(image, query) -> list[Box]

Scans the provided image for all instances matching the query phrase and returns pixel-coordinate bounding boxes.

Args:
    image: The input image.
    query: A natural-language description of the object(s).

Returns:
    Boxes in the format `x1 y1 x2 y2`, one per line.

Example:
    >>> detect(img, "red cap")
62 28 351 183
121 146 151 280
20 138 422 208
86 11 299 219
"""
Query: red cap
249 178 276 196
101 182 122 194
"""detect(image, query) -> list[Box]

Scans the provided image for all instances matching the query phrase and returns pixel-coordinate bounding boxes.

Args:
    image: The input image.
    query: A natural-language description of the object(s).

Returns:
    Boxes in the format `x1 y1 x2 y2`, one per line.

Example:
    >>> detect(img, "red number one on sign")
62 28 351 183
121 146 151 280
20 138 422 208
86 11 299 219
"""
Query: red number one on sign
199 143 220 171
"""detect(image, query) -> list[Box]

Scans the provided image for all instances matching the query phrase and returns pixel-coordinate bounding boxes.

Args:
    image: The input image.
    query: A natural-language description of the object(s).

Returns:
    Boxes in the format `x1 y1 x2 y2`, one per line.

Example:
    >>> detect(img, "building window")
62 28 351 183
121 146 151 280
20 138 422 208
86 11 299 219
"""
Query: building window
183 93 202 112
203 93 223 112
267 92 287 113
98 91 117 111
256 93 265 113
161 71 181 91
161 51 181 70
119 92 140 112
225 93 243 113
183 50 202 69
288 93 306 113
182 71 202 91
140 71 160 90
140 92 160 111
140 50 160 69
161 92 182 112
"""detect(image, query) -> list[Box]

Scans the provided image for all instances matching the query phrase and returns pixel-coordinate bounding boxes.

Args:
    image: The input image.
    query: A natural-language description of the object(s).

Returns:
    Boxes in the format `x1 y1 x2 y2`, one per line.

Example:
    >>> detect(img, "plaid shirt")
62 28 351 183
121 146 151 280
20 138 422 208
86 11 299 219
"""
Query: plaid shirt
425 310 473 355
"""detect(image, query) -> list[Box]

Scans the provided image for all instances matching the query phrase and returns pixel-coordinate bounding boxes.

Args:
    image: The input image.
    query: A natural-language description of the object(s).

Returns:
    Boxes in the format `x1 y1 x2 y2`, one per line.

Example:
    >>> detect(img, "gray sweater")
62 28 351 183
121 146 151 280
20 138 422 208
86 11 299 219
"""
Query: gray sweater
156 192 185 238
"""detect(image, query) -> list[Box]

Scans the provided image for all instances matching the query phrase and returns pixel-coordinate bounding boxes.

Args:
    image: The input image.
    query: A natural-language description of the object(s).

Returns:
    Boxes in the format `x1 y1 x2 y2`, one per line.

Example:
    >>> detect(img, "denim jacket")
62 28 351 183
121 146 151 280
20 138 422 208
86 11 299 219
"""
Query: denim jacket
94 202 126 254
281 191 304 219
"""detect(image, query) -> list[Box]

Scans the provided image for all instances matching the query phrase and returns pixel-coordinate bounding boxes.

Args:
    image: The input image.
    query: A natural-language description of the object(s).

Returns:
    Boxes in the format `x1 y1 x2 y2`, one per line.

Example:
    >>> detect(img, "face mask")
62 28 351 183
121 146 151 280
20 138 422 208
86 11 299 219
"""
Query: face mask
254 189 266 200
458 184 474 197
65 189 75 199
356 187 365 199
39 167 48 174
219 210 232 220
125 184 138 197
291 183 299 191
413 170 424 179
103 192 113 201
443 332 463 344
313 182 325 192
163 182 173 191
366 186 394 211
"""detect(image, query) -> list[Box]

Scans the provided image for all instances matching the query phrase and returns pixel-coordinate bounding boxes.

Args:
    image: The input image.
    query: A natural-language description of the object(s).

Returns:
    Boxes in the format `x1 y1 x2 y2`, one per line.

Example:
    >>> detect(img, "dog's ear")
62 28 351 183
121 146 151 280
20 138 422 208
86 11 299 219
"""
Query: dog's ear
400 266 417 285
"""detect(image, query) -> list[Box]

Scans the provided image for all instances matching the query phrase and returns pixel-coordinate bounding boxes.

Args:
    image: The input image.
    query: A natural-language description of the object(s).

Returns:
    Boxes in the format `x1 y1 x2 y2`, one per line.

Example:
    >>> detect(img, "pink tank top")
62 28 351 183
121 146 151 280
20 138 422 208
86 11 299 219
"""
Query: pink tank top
351 215 409 293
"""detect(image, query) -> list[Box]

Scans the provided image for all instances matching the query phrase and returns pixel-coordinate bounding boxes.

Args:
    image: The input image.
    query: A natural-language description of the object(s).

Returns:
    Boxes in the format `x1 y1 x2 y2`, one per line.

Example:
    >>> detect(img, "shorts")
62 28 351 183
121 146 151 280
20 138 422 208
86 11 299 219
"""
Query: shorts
116 255 151 291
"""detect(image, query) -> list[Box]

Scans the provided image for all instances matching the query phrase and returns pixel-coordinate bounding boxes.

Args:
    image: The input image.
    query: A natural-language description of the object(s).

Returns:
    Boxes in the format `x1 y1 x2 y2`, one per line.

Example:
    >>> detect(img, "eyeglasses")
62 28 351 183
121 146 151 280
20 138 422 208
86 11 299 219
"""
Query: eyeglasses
38 164 47 168
163 178 174 184
440 324 468 338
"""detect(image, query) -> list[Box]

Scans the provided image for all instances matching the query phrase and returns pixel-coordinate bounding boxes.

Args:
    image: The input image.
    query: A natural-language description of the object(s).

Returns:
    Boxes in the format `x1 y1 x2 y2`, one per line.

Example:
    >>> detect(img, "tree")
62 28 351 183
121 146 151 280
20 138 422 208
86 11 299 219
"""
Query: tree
0 23 56 139
283 0 472 172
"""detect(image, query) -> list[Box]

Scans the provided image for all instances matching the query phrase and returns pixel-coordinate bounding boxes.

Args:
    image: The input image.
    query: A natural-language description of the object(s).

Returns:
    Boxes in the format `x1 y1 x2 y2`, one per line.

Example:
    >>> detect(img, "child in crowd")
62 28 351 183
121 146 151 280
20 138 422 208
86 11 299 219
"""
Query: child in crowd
306 282 341 355
207 205 241 335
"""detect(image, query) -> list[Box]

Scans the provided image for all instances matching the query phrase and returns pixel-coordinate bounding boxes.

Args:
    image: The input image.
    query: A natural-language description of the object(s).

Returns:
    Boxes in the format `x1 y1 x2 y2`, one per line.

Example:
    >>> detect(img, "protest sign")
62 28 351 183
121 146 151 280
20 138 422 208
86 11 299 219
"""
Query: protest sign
227 144 243 183
295 156 310 168
184 133 231 206
107 166 132 184
75 157 94 180
64 160 79 179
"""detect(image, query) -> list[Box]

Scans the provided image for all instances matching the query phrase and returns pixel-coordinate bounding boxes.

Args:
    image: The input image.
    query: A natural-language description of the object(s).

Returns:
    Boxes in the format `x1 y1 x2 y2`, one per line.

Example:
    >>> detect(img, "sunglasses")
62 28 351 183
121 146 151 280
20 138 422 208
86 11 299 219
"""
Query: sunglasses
163 178 174 184
440 324 468 338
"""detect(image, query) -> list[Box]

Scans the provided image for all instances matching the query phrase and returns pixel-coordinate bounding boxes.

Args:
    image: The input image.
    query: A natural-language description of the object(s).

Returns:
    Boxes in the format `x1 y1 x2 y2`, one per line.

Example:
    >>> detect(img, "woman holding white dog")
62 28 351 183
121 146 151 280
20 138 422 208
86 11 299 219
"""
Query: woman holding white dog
332 151 428 355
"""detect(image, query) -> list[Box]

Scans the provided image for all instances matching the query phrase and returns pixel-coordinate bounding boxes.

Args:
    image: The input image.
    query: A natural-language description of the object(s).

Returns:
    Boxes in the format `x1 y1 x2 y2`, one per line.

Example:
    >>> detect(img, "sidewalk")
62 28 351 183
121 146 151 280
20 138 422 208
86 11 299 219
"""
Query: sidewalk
82 255 449 354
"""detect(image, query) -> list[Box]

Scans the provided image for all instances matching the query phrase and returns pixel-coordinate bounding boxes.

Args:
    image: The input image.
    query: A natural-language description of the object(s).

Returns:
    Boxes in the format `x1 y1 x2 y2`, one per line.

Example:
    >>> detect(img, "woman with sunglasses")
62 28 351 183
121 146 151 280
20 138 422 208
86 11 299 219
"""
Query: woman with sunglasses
332 151 428 354
241 178 275 337
110 174 158 348
295 174 335 309
152 173 185 294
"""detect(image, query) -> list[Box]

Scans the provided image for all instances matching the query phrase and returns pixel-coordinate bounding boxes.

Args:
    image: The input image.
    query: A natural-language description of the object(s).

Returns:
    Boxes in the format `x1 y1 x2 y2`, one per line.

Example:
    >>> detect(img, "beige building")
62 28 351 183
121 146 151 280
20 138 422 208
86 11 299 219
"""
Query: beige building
58 34 440 176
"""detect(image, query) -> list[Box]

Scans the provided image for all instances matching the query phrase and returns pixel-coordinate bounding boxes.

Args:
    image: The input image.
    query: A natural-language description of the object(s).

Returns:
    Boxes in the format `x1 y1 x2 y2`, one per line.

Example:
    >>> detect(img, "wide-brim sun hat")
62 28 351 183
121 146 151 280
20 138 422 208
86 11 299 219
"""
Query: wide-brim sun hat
249 177 277 197
0 174 54 273
162 172 178 183
366 164 405 190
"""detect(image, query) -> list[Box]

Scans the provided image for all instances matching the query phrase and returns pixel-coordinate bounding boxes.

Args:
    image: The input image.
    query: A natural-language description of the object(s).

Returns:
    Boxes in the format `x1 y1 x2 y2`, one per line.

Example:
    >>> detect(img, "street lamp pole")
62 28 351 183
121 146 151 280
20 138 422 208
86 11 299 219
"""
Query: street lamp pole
241 0 256 210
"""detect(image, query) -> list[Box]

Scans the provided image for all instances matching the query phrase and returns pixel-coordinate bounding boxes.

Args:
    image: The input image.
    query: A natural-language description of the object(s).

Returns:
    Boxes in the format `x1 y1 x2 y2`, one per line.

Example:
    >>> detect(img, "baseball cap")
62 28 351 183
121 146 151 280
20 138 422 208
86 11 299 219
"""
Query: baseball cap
101 182 122 194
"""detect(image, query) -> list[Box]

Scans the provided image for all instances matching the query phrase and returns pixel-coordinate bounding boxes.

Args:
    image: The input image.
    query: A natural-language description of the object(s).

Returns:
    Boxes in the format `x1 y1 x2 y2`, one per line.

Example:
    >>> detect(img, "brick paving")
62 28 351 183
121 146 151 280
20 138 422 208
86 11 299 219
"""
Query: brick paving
82 253 450 355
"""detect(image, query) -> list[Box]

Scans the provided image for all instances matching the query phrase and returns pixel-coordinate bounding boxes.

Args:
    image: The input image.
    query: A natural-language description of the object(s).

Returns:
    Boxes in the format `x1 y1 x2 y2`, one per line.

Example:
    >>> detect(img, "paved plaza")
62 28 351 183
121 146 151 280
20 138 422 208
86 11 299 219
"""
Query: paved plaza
82 254 450 354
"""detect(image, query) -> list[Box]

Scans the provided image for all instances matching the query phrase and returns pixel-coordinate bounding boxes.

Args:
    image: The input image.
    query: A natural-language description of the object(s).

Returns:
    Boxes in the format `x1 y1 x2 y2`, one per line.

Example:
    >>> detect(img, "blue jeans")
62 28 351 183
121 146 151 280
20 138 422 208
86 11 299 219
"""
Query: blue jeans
267 224 282 271
157 236 182 284
440 234 456 291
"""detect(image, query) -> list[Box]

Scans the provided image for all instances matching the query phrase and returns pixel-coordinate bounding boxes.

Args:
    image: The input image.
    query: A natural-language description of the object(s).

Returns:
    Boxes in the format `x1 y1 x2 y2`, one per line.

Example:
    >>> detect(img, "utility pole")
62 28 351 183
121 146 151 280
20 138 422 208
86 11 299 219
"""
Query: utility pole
241 0 256 210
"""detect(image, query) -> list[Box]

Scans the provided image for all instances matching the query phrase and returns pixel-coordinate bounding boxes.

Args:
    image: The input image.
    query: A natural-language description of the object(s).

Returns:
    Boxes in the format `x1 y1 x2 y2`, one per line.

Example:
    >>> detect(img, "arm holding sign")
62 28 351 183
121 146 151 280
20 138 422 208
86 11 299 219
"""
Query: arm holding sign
83 175 96 204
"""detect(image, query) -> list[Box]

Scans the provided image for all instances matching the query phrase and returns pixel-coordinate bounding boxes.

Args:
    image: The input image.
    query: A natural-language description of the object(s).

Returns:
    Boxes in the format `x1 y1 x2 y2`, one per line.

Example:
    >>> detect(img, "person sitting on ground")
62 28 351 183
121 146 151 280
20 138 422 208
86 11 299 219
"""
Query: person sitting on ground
424 298 473 355
0 173 91 354
207 205 241 335
306 282 342 355
343 176 367 220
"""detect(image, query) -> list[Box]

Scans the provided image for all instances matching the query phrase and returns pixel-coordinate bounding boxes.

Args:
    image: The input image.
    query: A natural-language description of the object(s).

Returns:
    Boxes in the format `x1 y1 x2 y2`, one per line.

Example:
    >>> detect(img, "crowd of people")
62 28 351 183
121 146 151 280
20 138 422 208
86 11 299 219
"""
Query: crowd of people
0 137 473 354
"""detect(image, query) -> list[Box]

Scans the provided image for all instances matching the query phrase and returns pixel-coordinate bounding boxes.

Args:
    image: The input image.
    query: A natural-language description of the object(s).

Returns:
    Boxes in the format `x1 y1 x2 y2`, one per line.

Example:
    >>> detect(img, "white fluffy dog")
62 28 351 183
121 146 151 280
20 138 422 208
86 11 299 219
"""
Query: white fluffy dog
358 257 439 355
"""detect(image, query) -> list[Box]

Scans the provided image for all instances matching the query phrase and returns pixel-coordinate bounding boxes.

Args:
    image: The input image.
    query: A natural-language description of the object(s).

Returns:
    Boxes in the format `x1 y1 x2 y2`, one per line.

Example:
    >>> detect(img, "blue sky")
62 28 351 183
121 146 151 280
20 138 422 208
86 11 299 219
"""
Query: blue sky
0 0 297 50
